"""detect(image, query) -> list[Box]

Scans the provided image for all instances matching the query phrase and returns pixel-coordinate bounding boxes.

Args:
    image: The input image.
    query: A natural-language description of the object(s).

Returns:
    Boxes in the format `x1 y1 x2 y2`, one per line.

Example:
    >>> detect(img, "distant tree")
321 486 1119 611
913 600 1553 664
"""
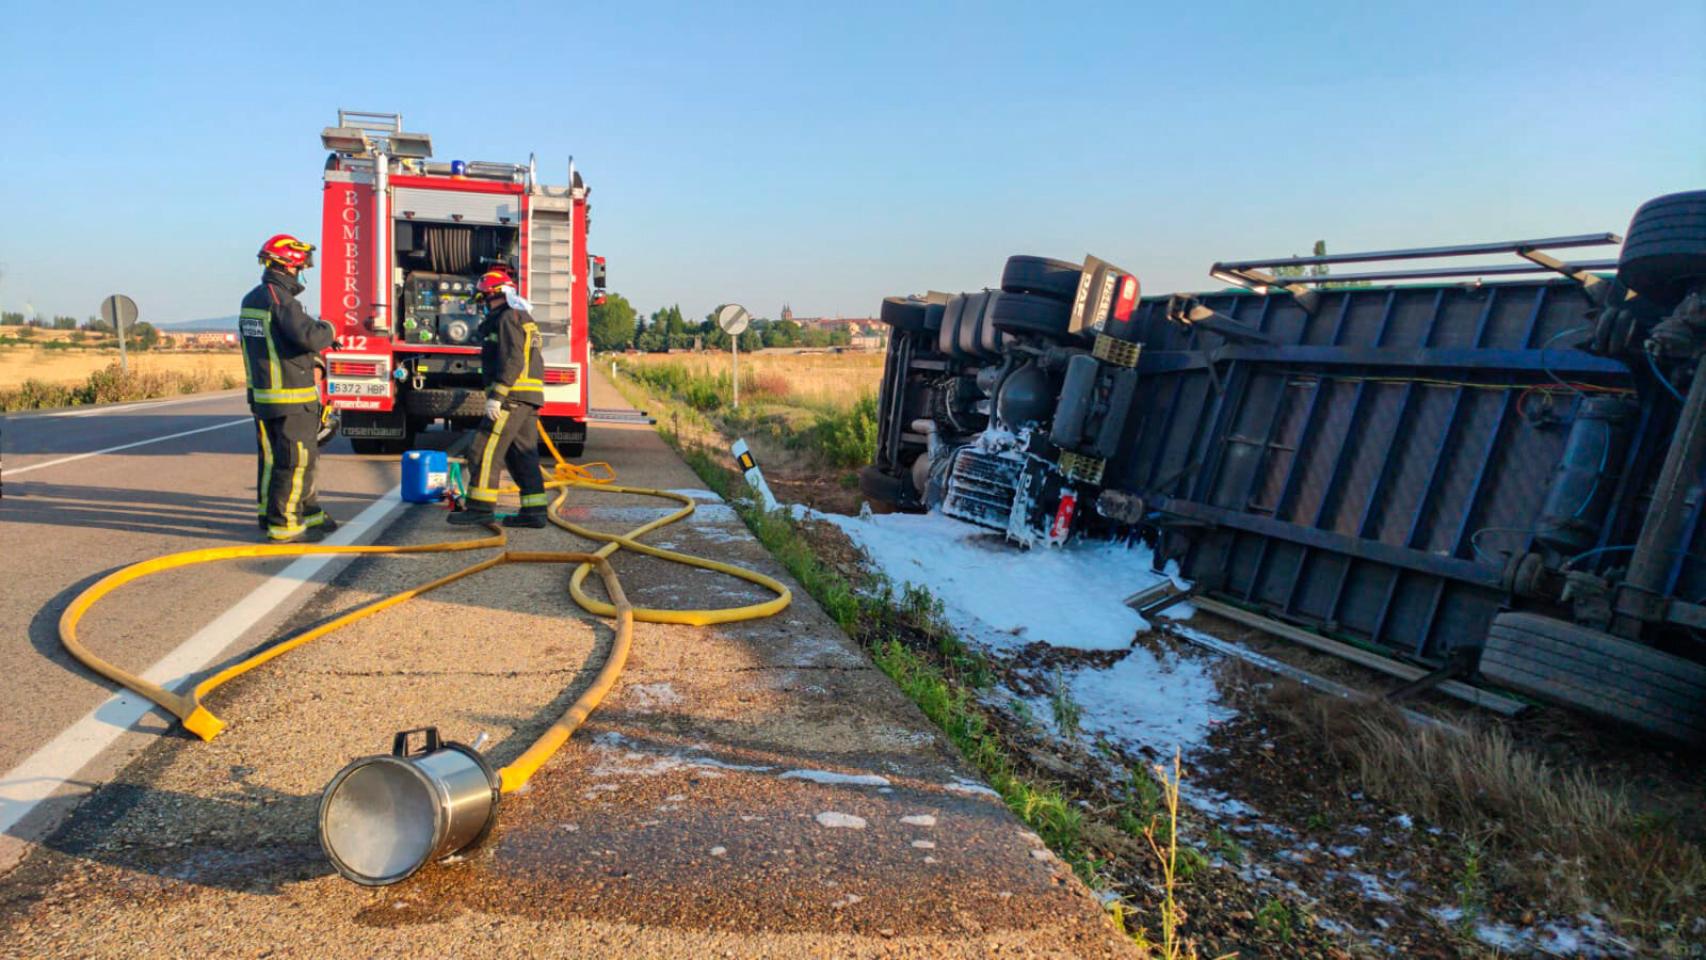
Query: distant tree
764 319 802 348
738 329 763 352
1273 240 1331 280
800 326 831 348
588 292 638 352
0 311 22 326
130 321 160 350
84 316 113 333
829 328 852 346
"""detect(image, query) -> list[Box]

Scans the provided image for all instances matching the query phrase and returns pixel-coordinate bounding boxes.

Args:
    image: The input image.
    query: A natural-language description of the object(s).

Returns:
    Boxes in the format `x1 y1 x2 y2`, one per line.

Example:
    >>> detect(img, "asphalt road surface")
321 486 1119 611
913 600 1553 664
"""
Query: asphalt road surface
0 390 404 869
0 376 1129 958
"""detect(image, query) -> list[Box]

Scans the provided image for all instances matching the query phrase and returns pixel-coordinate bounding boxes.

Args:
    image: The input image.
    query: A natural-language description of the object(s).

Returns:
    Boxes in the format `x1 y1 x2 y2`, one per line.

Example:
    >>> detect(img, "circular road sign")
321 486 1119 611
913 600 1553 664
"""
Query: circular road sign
716 304 750 336
99 294 139 328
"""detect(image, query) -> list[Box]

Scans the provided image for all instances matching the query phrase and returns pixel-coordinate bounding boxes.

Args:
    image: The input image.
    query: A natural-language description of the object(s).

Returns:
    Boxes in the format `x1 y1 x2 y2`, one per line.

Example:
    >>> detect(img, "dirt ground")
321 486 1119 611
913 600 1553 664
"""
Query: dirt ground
778 506 1706 958
0 346 243 388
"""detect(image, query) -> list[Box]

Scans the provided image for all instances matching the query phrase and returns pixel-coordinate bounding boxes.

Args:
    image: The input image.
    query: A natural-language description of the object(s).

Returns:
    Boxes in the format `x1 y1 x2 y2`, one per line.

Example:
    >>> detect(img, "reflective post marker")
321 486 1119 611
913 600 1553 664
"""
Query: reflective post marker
732 438 778 512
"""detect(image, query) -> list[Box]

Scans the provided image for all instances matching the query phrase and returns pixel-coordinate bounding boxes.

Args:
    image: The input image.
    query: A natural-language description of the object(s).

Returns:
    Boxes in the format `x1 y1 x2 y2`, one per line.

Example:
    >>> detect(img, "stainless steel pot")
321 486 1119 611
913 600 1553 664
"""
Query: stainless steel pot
319 727 500 885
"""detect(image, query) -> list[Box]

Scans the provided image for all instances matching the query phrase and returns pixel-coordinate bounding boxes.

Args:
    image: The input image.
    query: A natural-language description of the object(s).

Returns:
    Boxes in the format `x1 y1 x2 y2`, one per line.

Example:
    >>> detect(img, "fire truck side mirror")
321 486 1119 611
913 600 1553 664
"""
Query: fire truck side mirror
592 256 607 290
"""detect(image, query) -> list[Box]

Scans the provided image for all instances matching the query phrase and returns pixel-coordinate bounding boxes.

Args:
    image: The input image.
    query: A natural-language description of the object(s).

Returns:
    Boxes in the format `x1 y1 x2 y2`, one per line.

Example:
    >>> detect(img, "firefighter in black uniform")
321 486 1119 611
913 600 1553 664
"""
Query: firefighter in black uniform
241 234 338 542
450 268 549 528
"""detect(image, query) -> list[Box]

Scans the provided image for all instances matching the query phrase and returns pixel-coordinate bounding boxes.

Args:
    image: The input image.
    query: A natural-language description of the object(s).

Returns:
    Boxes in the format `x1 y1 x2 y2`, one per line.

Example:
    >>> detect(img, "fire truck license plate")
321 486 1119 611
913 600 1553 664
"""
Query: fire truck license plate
328 380 389 397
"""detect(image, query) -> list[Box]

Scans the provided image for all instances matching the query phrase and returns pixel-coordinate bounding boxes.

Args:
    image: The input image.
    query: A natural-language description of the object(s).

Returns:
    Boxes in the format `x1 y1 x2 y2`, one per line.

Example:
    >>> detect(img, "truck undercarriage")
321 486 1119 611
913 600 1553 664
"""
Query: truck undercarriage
862 190 1706 742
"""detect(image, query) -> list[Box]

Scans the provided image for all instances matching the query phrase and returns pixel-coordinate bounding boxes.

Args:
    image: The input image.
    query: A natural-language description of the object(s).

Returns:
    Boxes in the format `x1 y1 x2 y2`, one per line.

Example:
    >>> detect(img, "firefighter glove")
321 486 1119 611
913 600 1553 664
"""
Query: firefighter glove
485 397 503 420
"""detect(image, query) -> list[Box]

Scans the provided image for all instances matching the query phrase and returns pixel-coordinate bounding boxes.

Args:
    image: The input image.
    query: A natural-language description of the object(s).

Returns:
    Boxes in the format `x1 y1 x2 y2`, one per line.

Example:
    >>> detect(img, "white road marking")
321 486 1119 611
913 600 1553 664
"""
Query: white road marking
4 419 251 477
46 391 243 418
0 485 407 840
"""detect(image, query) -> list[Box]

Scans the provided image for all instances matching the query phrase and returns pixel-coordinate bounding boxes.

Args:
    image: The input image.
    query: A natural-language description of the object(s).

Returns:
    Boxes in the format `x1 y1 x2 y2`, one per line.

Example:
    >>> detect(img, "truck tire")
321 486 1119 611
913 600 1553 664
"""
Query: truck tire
403 388 487 420
938 295 971 360
1002 256 1083 302
879 297 931 333
991 291 1074 340
1479 611 1706 744
1618 190 1706 309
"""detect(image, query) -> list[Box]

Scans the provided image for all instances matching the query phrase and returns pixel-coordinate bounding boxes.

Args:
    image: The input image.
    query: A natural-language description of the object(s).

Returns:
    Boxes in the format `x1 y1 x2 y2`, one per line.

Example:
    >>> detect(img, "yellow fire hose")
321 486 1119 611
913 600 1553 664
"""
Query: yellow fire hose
57 423 791 797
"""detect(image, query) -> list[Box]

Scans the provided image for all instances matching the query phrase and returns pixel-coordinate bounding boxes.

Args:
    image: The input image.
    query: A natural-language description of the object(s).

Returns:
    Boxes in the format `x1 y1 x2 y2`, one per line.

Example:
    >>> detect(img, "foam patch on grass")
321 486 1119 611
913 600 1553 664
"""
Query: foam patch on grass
808 509 1174 652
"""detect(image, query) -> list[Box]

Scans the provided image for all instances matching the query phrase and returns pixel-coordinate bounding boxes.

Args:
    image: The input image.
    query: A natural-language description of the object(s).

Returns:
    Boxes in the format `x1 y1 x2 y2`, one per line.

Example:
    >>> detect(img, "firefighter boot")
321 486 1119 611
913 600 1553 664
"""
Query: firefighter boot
448 507 497 526
503 509 548 529
269 525 328 545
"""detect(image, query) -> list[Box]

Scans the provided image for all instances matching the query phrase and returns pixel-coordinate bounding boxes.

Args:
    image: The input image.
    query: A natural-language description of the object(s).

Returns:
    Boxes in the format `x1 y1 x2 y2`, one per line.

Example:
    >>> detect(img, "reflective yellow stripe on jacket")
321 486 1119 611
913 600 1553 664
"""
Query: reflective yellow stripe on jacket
252 387 320 404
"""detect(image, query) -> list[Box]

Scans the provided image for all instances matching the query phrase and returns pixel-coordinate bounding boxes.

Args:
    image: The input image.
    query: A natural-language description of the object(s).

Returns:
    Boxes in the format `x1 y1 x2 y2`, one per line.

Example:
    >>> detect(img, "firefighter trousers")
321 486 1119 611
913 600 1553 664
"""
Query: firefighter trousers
465 400 547 514
255 411 328 539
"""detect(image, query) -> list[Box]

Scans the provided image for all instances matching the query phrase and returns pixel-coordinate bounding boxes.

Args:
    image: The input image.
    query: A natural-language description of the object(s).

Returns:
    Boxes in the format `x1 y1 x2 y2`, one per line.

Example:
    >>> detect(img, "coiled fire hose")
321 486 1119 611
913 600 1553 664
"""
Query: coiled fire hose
57 423 791 798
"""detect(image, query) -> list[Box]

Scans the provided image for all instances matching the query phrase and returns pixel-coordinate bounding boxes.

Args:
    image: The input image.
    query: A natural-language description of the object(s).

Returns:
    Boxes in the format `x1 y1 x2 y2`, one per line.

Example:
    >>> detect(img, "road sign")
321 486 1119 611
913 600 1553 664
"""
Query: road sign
717 304 751 408
716 304 750 336
99 294 139 373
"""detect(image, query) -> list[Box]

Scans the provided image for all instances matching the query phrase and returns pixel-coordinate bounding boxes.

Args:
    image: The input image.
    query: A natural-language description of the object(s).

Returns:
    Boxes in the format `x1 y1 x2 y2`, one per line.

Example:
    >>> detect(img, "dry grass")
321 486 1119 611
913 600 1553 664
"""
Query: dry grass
1265 681 1705 942
0 346 243 390
0 359 244 411
621 349 883 411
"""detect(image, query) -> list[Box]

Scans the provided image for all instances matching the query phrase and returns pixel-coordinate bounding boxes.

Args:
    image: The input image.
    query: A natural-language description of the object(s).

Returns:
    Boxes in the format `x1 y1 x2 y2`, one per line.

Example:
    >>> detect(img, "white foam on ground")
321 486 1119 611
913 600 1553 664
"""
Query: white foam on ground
944 779 1000 797
588 732 771 777
802 504 1229 756
780 769 891 787
811 510 1163 652
557 503 740 526
667 488 725 501
815 812 868 829
623 682 683 712
899 814 937 827
1066 647 1233 756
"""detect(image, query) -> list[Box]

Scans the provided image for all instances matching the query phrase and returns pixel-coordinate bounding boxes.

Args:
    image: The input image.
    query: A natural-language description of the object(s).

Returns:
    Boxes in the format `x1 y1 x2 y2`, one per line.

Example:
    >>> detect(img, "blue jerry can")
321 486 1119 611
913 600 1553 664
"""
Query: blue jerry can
401 450 450 503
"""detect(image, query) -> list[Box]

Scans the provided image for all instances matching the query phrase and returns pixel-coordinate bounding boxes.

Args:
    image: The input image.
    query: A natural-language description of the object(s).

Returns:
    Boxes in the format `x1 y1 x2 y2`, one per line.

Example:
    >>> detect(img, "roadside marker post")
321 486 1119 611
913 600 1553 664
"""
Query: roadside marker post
732 438 778 512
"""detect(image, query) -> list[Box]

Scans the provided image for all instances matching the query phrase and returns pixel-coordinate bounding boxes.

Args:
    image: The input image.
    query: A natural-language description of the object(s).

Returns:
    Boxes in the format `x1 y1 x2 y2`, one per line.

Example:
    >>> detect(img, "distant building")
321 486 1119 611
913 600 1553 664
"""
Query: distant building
175 332 239 349
780 304 882 338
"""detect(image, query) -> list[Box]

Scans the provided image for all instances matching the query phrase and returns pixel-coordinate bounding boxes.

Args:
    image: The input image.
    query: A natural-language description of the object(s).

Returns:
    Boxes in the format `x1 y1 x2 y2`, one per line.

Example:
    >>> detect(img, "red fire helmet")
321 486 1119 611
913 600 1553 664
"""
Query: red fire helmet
258 234 316 270
476 269 516 296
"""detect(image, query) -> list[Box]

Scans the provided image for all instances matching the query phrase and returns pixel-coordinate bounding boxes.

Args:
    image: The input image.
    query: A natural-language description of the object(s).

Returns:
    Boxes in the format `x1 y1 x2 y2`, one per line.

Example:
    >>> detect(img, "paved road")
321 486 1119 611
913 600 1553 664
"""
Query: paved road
0 372 1131 958
0 391 404 868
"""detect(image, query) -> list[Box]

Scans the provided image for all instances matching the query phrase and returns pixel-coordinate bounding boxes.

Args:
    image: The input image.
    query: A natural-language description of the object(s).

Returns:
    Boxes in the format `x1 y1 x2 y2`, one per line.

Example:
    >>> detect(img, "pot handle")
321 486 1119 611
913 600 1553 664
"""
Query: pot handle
392 727 442 758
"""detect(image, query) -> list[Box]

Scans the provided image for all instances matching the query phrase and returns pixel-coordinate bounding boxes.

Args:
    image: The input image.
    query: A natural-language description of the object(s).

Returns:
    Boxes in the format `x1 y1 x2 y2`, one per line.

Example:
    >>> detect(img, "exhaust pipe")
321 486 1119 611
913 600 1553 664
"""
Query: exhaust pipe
319 727 500 886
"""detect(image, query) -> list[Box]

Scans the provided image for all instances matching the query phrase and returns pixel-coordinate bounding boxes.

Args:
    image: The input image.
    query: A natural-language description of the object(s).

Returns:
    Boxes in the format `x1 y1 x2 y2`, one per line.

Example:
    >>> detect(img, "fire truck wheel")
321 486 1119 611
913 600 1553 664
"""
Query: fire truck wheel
990 291 1073 340
1001 256 1083 302
542 441 585 459
879 297 931 333
1479 611 1706 744
1618 190 1706 309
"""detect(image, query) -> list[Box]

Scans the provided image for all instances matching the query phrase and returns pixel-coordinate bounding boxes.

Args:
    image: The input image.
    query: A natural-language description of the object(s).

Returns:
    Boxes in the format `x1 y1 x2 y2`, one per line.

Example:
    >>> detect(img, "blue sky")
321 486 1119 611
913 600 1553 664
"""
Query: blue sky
0 1 1701 325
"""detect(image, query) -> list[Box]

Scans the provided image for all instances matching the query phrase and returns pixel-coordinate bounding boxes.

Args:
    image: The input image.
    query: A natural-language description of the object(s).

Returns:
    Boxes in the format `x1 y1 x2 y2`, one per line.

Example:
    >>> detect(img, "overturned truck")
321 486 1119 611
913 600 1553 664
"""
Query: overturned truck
862 191 1706 743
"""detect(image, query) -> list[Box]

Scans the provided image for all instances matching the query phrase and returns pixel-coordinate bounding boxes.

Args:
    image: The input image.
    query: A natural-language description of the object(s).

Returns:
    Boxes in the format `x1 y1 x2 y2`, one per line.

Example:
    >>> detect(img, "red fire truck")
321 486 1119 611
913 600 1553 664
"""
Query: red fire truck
315 110 602 455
